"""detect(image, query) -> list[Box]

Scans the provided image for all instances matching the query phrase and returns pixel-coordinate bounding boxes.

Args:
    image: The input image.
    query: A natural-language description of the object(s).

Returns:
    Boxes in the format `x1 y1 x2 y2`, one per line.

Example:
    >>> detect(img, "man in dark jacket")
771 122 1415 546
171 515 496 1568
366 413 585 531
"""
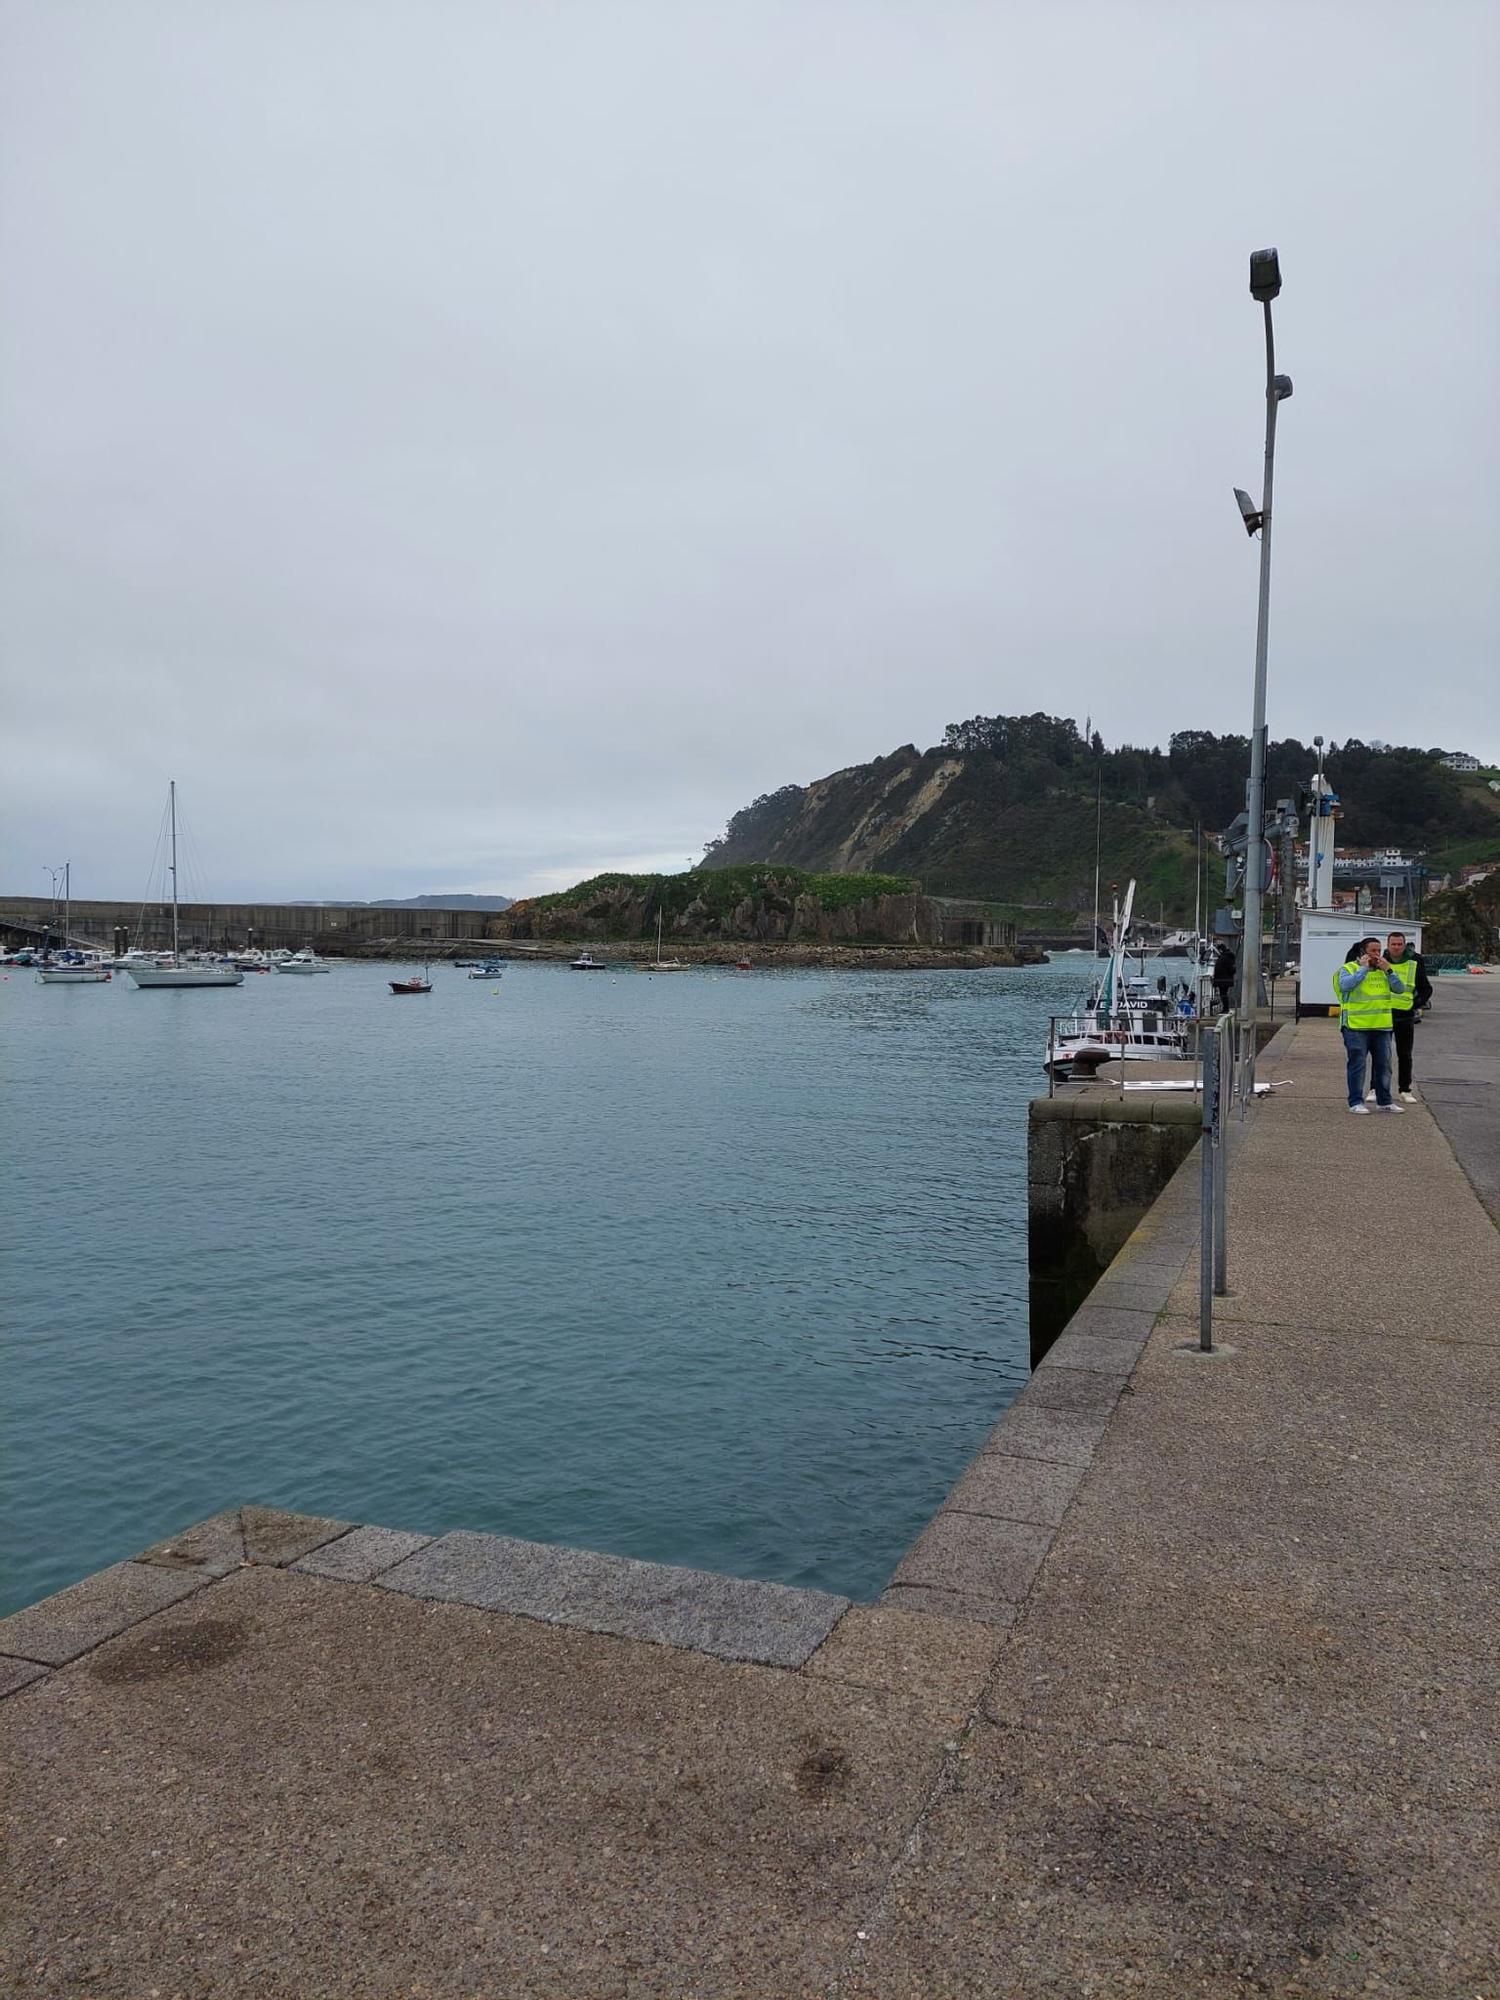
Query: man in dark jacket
1212 944 1237 1014
1384 930 1433 1102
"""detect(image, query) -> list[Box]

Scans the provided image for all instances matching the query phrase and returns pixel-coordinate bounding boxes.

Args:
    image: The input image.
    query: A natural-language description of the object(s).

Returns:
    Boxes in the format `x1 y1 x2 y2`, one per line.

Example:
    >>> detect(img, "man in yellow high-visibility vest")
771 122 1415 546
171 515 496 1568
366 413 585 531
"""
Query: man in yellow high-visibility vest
1334 936 1407 1113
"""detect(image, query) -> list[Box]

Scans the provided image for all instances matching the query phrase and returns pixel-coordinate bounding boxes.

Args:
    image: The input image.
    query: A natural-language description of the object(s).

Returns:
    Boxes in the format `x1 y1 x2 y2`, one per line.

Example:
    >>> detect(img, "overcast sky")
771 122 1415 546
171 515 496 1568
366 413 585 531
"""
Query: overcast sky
2 2 1496 900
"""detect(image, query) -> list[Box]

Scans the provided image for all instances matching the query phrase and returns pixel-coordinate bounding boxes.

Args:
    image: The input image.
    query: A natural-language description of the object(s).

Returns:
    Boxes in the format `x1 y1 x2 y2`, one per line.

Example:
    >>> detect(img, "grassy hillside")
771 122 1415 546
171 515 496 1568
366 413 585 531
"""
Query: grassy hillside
702 717 1499 924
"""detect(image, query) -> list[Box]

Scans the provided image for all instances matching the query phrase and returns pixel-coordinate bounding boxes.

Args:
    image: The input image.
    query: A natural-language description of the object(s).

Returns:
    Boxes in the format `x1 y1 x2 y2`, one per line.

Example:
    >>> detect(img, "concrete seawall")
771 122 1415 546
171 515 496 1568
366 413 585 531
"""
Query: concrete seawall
1027 1085 1203 1365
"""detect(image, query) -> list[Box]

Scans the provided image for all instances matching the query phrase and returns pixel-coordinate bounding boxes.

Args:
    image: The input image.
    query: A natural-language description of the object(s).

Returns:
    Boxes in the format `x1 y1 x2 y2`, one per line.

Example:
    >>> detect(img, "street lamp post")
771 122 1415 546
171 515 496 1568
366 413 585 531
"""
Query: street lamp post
1235 247 1293 1099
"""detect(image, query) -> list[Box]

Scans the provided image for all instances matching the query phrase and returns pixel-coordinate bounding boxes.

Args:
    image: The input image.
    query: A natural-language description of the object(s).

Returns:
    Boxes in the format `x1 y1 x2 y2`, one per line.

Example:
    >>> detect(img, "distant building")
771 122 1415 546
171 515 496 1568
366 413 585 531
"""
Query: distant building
1441 751 1480 772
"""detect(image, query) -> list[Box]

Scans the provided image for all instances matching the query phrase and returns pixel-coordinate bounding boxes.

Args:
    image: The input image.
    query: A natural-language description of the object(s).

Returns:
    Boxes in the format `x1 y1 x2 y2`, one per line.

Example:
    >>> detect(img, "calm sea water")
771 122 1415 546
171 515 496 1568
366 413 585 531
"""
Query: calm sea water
2 954 1099 1616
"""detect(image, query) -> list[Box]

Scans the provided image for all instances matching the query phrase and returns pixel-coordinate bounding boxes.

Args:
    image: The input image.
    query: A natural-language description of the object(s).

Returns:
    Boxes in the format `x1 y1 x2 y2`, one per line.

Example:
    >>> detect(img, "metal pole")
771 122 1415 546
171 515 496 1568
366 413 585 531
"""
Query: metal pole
169 779 179 966
1239 296 1280 1100
1199 1028 1218 1351
1213 1017 1230 1295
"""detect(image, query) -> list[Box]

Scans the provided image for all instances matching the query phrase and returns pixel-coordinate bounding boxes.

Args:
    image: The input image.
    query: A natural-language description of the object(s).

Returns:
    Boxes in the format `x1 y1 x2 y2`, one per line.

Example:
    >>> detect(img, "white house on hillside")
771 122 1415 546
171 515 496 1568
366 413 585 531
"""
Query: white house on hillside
1441 750 1480 772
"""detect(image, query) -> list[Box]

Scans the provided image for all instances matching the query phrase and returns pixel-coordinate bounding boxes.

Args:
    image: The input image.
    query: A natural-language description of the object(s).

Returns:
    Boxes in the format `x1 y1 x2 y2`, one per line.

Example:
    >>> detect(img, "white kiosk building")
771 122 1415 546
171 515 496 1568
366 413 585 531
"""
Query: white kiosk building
1296 763 1421 1016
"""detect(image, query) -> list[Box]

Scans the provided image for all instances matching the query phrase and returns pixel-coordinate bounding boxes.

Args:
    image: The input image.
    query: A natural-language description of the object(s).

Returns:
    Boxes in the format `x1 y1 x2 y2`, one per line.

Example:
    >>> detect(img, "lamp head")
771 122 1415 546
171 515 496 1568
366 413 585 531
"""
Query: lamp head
1233 487 1264 536
1250 247 1282 302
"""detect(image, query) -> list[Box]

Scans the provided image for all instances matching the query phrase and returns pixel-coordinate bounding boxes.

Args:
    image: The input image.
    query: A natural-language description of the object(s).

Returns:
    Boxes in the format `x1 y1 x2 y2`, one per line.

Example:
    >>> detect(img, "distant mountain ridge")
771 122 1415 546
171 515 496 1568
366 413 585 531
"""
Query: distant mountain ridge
289 893 513 910
701 715 1499 924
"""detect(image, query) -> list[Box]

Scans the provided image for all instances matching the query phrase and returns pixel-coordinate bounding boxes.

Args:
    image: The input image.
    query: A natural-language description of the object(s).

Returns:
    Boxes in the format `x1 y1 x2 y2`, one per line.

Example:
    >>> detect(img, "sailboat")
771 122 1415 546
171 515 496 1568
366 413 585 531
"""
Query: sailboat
37 864 111 983
643 907 688 971
126 785 244 988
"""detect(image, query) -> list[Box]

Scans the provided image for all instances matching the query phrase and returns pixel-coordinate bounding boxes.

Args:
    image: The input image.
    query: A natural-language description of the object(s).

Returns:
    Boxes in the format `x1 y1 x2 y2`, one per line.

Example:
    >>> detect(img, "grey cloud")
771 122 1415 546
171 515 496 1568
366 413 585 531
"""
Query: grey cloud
2 0 1496 899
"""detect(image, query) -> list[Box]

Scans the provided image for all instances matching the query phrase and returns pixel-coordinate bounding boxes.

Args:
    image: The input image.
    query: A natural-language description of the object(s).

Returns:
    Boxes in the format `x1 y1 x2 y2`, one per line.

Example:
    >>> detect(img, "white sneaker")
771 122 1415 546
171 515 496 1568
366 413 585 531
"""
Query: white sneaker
1400 1090 1416 1103
1349 1102 1371 1114
1376 1102 1404 1113
1365 1089 1376 1101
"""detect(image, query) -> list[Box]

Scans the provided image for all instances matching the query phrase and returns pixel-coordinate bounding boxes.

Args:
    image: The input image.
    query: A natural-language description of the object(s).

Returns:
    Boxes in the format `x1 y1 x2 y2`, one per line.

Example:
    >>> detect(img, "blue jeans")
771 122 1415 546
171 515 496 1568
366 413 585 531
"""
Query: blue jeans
1342 1026 1392 1107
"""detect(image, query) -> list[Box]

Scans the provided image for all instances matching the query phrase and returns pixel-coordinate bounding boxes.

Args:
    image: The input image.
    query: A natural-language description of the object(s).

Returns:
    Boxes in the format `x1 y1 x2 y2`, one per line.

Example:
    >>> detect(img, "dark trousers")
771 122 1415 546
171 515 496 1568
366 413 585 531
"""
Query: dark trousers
1393 1012 1416 1092
1213 981 1233 1014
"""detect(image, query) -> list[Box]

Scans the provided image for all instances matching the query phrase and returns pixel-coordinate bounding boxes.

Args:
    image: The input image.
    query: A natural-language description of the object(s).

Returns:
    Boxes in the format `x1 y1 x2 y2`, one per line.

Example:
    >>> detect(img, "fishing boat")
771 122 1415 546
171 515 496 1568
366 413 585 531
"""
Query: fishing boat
389 972 432 994
1045 880 1191 1075
126 785 244 988
274 948 332 974
570 952 607 971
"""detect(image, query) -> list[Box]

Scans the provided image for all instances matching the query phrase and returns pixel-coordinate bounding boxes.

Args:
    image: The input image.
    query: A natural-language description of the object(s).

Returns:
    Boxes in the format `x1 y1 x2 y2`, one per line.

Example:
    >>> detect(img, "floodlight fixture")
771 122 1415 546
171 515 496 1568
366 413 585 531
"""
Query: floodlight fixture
1234 487 1263 536
1249 248 1282 302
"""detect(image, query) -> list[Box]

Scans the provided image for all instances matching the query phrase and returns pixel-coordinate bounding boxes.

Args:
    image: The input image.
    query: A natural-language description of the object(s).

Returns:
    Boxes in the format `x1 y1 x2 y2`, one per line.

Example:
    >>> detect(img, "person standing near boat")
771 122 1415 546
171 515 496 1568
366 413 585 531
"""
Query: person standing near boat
1212 944 1237 1014
1335 937 1407 1113
1383 930 1431 1104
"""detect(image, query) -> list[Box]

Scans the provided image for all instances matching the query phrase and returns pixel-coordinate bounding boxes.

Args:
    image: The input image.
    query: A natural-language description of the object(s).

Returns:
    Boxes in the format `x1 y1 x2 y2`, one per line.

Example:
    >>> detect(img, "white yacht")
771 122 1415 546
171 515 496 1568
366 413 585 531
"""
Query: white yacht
126 784 244 989
274 948 332 974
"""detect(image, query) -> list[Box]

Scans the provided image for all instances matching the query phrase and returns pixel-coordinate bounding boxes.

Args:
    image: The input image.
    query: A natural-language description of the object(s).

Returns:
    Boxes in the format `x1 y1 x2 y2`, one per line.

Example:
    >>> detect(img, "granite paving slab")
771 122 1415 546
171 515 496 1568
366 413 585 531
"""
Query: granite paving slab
889 1512 1053 1609
134 1508 245 1575
291 1524 433 1582
805 1606 1006 1712
241 1505 353 1566
0 1561 211 1667
1033 1333 1138 1383
877 1583 1020 1629
378 1528 847 1667
943 1452 1086 1527
974 1402 1109 1466
1061 1303 1160 1344
0 1656 49 1700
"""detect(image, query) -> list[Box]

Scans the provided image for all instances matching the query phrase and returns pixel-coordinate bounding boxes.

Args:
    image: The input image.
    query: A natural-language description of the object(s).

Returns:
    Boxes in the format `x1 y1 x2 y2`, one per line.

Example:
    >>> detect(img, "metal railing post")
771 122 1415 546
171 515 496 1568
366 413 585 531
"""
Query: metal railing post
1213 1014 1230 1296
1198 1027 1218 1352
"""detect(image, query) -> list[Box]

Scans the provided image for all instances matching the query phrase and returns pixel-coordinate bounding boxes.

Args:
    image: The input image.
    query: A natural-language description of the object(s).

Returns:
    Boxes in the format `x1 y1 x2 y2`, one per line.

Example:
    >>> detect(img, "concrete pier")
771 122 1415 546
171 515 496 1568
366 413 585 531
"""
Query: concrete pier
3 983 1497 1996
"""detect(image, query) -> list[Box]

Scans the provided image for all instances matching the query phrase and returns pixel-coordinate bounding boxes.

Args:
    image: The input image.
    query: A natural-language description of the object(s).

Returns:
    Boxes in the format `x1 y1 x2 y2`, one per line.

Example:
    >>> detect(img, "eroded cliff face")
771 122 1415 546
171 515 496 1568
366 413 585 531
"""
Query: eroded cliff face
497 877 941 945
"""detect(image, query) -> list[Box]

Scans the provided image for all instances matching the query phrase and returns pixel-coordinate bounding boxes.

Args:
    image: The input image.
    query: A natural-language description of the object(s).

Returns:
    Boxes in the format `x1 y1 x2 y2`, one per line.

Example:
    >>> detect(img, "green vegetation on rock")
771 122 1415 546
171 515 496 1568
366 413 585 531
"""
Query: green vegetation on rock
700 716 1499 923
519 866 913 918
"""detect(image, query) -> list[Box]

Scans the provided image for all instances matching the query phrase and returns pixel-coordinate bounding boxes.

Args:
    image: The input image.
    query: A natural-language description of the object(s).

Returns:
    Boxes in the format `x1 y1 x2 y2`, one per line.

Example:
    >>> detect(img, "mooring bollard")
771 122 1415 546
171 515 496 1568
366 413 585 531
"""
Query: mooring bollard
1199 1025 1218 1352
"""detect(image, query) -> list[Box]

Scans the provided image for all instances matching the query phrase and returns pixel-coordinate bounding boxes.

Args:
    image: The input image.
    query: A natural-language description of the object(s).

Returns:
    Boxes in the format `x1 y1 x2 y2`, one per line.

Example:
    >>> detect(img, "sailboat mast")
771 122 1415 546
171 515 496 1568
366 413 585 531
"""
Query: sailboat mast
64 860 70 947
169 780 179 964
1092 764 1103 956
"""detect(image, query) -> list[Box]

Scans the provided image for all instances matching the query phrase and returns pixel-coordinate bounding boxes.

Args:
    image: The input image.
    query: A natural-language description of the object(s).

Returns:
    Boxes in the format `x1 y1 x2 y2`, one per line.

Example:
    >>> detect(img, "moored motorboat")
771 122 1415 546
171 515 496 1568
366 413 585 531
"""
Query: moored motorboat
467 961 505 979
569 953 607 970
275 948 332 974
390 973 432 994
